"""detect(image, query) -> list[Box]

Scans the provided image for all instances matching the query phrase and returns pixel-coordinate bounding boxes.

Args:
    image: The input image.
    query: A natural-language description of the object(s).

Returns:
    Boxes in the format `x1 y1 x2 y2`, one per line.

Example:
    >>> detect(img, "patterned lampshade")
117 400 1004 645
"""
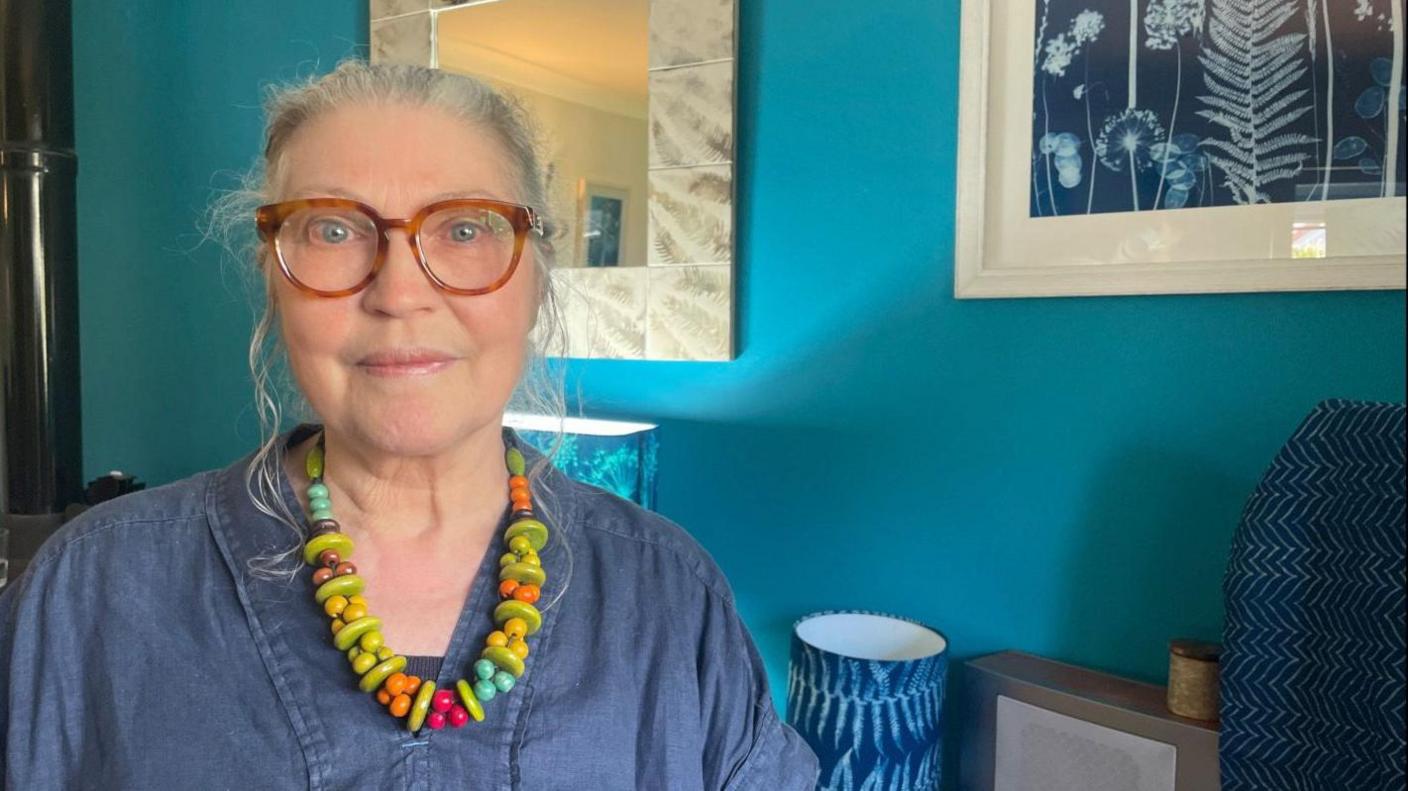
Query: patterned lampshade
786 611 949 790
504 414 659 509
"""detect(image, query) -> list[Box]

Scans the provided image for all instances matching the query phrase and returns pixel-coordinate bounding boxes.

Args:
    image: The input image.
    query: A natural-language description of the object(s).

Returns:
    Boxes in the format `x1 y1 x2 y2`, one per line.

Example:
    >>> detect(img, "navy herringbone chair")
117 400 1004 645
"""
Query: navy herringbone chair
1222 400 1406 790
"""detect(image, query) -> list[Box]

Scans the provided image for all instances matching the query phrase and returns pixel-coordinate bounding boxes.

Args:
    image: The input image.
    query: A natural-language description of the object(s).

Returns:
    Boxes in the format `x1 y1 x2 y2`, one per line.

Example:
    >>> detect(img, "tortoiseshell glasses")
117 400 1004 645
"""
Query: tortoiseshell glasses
255 197 545 297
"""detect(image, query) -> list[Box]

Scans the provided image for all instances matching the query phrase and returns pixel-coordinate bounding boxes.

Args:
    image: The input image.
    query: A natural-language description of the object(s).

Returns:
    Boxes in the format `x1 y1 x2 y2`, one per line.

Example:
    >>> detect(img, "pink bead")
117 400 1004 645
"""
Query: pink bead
449 705 469 728
427 711 447 730
432 689 455 713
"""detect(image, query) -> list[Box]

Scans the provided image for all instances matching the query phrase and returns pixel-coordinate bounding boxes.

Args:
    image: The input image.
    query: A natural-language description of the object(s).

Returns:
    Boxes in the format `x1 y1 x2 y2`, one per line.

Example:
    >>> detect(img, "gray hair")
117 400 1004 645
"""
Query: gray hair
207 59 569 589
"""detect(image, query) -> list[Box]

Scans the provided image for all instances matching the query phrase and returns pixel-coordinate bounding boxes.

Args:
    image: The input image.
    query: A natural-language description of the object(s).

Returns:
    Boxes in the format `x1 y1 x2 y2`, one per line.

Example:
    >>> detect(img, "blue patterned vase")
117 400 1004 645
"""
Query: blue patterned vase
786 610 948 790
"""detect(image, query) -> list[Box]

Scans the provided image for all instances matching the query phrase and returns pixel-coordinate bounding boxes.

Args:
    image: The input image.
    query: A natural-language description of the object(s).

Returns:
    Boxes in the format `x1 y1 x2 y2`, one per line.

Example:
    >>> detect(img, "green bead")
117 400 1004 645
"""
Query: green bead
508 535 534 554
481 645 526 678
347 646 361 661
474 679 498 702
351 651 378 674
306 444 324 480
493 600 542 636
306 482 329 500
505 519 549 551
492 671 515 693
359 630 385 653
309 497 332 513
506 446 526 476
409 681 437 732
333 615 382 652
499 552 518 568
457 679 485 722
311 508 334 522
499 562 546 587
304 533 354 566
474 659 497 681
314 574 365 605
359 655 407 693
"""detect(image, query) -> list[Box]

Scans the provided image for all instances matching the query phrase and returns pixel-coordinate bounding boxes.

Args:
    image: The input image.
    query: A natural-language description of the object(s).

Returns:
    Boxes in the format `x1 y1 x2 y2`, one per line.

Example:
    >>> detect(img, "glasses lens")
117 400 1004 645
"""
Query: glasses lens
419 206 518 290
277 206 379 292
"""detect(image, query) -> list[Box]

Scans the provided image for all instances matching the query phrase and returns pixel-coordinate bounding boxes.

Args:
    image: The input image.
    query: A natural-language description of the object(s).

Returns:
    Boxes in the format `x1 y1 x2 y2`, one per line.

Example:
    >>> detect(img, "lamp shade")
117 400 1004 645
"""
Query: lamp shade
504 414 659 509
786 610 948 790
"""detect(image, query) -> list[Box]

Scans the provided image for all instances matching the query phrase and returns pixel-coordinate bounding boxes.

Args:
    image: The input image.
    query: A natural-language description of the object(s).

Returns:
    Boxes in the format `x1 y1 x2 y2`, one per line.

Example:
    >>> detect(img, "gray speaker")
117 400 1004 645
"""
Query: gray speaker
960 652 1219 791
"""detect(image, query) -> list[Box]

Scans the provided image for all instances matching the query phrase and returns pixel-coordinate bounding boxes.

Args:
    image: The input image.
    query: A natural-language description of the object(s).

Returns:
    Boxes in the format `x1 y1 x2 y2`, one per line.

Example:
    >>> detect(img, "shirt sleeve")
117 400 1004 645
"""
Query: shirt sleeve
697 586 819 791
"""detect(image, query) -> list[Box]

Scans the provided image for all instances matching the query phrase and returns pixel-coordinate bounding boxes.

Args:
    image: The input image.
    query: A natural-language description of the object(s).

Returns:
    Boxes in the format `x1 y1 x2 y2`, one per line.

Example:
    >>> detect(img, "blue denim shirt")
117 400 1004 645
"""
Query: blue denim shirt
1 425 819 789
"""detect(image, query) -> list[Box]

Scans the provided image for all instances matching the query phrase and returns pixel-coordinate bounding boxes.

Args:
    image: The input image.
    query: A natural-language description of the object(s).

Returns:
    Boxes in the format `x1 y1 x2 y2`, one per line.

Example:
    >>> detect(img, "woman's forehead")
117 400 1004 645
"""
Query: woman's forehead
276 102 515 204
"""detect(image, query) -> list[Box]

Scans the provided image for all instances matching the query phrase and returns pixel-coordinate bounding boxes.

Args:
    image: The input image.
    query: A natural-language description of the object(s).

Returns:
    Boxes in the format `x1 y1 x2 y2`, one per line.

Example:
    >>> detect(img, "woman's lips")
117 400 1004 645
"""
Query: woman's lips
357 351 458 377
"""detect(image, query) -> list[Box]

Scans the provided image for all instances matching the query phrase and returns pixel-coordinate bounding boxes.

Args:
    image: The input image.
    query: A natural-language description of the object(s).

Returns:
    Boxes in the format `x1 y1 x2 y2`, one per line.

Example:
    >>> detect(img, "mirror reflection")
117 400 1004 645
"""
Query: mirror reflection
436 0 649 269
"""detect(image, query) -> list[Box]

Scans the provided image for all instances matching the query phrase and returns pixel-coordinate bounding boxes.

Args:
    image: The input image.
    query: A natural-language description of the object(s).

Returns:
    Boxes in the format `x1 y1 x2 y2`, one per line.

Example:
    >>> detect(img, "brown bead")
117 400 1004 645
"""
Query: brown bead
335 561 358 576
309 519 341 537
311 567 335 585
319 549 341 568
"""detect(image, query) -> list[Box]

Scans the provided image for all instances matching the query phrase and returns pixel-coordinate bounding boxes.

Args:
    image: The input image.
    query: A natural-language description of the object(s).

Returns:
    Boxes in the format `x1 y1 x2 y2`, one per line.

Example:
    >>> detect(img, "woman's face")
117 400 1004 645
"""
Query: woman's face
270 102 538 457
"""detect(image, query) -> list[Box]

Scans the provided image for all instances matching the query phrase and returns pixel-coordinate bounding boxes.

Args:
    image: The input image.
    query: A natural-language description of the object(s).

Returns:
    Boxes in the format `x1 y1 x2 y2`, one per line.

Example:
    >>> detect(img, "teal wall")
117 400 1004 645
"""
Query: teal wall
74 0 1405 768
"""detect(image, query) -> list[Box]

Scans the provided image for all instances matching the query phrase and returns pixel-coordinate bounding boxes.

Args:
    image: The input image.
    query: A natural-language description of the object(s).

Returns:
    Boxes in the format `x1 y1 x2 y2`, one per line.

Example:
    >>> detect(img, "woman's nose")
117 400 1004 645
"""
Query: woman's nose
360 228 438 315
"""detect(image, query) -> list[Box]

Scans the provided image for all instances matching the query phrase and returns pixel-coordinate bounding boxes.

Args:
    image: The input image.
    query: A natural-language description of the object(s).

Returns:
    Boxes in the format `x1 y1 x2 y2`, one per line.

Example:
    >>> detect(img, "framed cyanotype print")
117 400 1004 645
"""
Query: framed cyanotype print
955 0 1407 298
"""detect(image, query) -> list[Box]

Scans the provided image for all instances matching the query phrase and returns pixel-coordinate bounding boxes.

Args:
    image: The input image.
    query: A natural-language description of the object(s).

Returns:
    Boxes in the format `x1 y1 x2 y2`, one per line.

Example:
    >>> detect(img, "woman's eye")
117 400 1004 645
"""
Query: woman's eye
448 221 481 243
314 221 353 244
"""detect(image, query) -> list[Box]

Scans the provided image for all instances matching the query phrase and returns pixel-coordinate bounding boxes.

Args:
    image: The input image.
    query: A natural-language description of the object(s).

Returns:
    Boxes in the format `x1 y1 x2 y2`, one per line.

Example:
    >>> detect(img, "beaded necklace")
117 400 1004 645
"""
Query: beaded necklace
299 431 549 733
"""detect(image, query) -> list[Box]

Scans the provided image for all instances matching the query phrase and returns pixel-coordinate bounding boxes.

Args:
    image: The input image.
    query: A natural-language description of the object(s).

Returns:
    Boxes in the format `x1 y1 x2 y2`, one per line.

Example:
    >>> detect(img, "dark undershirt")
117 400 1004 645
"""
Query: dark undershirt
403 655 444 683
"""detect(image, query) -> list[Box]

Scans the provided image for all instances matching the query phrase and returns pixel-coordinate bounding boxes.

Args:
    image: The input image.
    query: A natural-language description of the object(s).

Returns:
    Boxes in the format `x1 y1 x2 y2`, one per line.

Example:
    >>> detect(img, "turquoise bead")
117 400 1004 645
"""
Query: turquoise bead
492 671 515 693
473 659 496 681
311 508 334 521
306 483 329 500
309 496 332 512
473 679 498 701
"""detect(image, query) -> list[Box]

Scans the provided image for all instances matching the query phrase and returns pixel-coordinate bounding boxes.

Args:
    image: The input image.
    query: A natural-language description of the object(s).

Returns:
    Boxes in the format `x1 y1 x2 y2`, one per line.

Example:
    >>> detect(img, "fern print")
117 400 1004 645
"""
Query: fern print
1196 0 1315 204
1030 0 1404 216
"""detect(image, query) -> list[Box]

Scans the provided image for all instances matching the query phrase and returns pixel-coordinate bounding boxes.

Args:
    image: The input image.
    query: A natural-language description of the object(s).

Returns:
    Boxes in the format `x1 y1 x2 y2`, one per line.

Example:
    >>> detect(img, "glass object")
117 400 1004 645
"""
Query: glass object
255 198 544 297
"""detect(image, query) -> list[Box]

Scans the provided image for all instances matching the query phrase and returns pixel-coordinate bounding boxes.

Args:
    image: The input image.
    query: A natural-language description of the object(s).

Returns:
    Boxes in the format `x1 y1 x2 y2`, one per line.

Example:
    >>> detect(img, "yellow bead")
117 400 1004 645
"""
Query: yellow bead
341 603 368 622
352 652 378 674
481 645 525 678
331 619 345 635
508 639 530 660
323 595 349 617
485 631 509 648
494 600 542 635
504 617 529 641
408 681 437 732
457 679 485 722
359 656 408 693
349 594 367 606
377 646 395 661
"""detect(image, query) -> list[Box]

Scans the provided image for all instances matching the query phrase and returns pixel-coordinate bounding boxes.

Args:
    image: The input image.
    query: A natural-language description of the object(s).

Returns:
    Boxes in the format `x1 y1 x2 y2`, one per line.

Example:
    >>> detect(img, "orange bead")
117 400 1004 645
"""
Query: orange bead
508 475 529 490
513 584 540 604
384 672 409 697
511 495 532 509
498 579 519 599
377 689 392 705
404 676 421 695
390 693 412 718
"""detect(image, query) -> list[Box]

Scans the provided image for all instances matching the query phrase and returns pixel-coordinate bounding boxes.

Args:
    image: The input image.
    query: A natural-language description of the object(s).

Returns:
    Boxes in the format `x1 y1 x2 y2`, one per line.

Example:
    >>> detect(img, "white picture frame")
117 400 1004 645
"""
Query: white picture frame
954 0 1407 299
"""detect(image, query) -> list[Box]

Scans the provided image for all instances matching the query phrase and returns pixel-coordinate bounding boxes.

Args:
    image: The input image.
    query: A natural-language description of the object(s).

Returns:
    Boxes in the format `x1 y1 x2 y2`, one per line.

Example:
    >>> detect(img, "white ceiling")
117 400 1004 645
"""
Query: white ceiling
437 0 648 100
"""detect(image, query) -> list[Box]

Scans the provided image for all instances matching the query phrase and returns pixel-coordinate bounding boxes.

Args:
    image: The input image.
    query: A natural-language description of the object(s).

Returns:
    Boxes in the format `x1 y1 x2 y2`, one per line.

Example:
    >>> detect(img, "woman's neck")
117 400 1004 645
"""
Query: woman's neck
285 421 510 547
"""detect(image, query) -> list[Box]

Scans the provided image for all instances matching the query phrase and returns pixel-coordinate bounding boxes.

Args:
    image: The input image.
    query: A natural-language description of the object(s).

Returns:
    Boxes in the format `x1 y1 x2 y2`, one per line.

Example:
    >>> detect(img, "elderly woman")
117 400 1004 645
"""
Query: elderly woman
0 61 818 789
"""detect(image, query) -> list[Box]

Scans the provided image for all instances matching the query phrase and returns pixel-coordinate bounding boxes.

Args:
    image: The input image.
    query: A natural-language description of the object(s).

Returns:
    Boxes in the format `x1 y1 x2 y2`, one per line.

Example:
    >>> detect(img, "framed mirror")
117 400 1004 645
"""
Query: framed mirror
369 0 737 361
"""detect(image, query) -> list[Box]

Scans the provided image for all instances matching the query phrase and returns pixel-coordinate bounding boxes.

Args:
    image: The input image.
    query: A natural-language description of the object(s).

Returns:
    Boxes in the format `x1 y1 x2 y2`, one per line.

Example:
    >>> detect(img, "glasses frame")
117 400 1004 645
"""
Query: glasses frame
255 197 545 298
